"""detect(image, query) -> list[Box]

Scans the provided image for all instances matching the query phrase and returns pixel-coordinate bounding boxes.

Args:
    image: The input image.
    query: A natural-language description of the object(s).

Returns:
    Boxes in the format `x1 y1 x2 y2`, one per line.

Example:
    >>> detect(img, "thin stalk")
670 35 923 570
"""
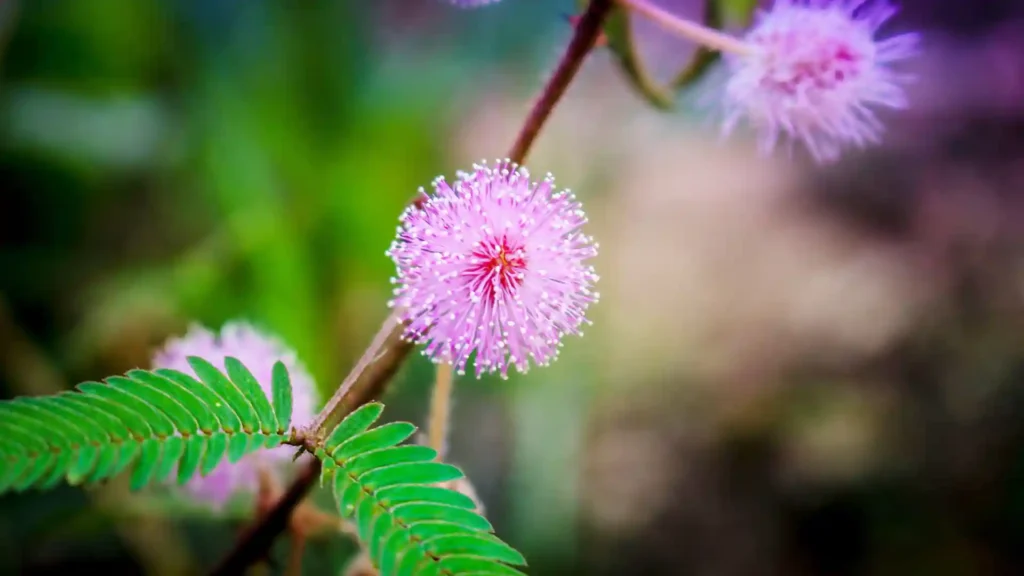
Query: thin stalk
427 363 455 460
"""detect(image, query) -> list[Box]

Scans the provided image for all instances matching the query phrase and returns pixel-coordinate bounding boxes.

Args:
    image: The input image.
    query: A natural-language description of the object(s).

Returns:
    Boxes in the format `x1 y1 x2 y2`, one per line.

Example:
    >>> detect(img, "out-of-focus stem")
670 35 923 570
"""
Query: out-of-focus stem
617 0 751 56
427 363 455 461
285 534 307 576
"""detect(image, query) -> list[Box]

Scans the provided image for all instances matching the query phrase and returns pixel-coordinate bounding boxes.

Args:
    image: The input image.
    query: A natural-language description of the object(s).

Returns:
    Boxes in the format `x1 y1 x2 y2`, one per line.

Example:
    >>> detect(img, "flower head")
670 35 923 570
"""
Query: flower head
387 160 599 379
721 0 920 162
151 321 319 509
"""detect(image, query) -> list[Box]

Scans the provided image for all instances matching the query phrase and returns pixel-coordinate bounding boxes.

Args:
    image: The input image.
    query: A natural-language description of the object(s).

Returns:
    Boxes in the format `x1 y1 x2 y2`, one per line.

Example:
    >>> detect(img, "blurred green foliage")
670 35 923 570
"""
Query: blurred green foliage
0 0 571 572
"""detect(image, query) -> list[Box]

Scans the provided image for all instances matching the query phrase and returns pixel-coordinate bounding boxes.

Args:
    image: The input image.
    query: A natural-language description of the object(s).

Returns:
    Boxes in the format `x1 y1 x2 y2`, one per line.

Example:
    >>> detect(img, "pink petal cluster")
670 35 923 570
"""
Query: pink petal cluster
445 0 502 7
151 321 320 509
721 0 919 162
387 160 599 379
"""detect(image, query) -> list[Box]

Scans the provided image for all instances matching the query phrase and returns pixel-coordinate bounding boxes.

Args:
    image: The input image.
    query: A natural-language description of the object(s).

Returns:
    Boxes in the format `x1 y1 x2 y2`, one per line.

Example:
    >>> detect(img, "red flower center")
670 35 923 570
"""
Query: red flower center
467 236 527 304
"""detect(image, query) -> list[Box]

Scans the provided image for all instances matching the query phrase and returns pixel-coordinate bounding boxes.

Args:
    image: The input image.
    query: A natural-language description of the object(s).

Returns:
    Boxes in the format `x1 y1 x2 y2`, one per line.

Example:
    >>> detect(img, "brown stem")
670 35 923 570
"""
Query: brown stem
207 318 413 575
307 309 406 437
207 1 613 572
285 533 307 576
507 0 614 164
208 459 322 576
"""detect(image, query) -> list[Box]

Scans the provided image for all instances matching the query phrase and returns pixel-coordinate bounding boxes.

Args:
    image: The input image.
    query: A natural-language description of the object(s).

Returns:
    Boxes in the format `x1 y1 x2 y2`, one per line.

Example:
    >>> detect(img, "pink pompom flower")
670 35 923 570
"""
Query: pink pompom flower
720 0 920 162
387 160 599 379
151 321 320 509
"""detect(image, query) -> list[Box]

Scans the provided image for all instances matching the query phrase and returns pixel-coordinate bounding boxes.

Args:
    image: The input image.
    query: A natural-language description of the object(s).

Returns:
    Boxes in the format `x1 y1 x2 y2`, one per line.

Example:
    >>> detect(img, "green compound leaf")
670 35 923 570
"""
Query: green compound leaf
223 356 278 435
319 402 527 576
186 357 261 433
0 359 295 495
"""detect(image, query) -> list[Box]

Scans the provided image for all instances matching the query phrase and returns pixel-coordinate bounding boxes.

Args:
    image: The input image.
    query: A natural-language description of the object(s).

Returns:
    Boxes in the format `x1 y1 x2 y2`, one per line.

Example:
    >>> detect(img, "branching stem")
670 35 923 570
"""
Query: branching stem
208 0 614 572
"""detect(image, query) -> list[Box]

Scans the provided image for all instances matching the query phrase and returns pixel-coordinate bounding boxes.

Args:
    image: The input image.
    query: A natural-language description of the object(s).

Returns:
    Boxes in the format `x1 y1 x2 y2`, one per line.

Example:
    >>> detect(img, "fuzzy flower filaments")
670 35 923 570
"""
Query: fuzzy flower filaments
387 160 599 379
151 321 320 509
720 0 919 161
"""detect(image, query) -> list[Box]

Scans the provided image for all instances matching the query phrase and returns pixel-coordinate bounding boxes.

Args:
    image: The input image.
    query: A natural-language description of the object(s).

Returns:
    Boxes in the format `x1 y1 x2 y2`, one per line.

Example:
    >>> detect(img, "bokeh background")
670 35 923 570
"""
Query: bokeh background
3 0 1024 574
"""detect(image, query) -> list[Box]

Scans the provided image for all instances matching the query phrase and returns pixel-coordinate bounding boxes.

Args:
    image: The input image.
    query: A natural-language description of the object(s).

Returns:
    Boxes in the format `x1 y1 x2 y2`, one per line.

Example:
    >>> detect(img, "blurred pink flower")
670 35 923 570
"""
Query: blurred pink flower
387 160 599 378
151 321 319 509
721 0 919 162
445 0 501 7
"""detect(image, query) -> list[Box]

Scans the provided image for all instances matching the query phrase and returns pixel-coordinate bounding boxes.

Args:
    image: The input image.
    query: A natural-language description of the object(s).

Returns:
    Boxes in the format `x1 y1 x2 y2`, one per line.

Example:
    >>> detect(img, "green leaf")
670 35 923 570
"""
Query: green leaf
156 369 242 433
111 438 140 475
392 503 492 532
224 356 278 434
112 443 140 477
58 394 132 441
0 458 31 492
397 548 432 576
134 370 219 434
226 432 249 463
130 438 162 490
153 435 186 482
424 534 526 566
324 402 385 453
346 445 437 477
379 529 408 576
200 433 228 476
14 452 55 491
333 422 417 461
86 380 177 438
5 400 78 448
318 403 525 575
377 485 476 510
45 397 108 445
72 390 153 439
115 373 198 434
408 521 479 542
87 444 120 483
124 371 201 435
333 472 365 514
67 444 99 484
177 435 207 485
271 361 292 433
438 556 528 576
0 359 300 495
358 462 463 490
38 450 73 490
186 357 260 433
